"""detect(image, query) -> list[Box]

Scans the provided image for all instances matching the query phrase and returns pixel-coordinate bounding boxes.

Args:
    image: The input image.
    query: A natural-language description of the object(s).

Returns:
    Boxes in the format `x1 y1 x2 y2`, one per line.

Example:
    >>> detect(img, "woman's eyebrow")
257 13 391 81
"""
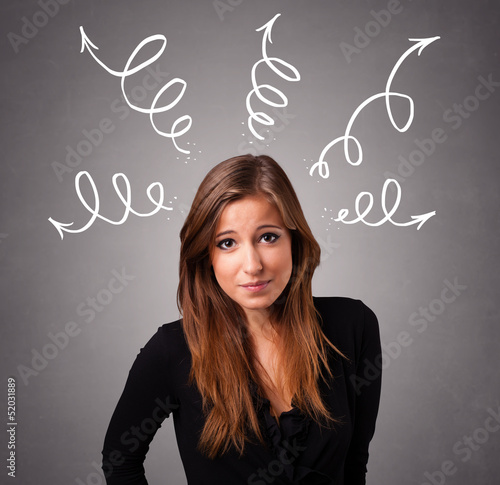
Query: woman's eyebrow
256 224 283 231
215 229 236 239
215 224 283 239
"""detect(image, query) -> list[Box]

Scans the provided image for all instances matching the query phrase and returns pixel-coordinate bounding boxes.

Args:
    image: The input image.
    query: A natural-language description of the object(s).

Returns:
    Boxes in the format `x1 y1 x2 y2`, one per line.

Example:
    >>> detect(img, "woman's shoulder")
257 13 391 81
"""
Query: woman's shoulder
138 318 190 364
155 318 186 343
313 295 377 322
313 296 380 351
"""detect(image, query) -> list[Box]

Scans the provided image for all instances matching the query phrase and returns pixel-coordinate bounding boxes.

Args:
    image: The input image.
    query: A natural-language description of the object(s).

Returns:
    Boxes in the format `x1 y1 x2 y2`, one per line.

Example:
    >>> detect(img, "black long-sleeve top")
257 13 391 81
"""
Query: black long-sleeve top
102 297 382 484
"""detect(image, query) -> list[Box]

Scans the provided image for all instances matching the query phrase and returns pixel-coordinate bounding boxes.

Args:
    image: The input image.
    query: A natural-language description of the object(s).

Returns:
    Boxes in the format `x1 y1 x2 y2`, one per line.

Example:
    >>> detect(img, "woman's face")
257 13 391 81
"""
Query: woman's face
210 194 293 322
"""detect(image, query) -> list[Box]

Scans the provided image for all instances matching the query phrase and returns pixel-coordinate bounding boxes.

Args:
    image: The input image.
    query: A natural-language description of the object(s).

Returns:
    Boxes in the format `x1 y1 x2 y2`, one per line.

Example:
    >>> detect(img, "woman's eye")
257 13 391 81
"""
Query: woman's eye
217 239 235 250
260 233 280 244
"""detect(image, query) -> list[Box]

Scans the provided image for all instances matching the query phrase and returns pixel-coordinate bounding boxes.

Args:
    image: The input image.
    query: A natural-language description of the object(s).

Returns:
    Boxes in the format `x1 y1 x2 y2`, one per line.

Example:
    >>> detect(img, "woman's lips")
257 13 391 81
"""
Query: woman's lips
240 281 270 292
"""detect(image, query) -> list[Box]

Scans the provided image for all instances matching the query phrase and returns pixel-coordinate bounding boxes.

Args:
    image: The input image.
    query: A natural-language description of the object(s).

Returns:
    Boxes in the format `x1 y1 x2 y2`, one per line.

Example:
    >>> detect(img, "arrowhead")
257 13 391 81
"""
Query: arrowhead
255 13 281 43
411 210 436 230
408 36 441 56
48 217 74 240
79 26 99 54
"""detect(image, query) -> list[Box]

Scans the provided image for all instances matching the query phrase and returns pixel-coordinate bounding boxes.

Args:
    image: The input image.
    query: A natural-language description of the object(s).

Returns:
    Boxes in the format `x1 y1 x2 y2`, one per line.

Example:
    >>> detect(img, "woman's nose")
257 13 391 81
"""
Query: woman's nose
243 245 263 274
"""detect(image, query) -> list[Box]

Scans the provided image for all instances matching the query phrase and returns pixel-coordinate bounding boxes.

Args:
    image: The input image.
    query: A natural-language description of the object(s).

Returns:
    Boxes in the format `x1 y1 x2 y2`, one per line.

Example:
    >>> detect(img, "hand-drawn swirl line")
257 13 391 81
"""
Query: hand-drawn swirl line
48 171 172 240
80 27 191 154
334 178 436 230
310 36 440 178
246 14 301 140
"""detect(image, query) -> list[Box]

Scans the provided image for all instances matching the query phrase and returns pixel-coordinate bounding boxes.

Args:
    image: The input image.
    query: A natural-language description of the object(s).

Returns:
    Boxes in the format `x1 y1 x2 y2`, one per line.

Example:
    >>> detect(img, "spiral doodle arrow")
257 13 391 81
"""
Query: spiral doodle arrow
310 36 440 178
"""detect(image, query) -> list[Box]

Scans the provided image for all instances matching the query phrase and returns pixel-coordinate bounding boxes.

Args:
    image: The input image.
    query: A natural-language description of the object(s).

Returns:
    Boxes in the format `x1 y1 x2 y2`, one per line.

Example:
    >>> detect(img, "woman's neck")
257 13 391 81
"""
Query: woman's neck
244 309 276 342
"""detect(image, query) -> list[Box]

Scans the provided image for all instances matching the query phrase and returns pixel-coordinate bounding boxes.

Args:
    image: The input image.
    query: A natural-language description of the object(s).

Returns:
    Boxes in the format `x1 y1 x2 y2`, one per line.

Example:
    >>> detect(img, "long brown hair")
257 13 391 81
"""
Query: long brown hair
177 155 343 458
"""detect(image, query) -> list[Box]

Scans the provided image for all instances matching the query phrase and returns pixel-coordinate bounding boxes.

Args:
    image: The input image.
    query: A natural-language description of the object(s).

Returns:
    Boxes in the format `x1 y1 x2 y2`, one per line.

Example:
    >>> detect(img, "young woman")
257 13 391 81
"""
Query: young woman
102 154 382 484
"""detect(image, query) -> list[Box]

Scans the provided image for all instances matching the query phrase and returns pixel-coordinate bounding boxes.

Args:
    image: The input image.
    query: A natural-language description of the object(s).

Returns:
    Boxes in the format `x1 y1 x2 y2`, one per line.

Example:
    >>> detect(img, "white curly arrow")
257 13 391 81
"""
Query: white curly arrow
246 14 301 140
310 36 440 178
48 171 172 240
334 178 436 230
79 26 191 154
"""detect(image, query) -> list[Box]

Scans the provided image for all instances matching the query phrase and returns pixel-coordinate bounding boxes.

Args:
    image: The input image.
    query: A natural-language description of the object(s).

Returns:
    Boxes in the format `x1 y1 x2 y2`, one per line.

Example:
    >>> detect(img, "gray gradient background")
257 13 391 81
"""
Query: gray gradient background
1 0 499 484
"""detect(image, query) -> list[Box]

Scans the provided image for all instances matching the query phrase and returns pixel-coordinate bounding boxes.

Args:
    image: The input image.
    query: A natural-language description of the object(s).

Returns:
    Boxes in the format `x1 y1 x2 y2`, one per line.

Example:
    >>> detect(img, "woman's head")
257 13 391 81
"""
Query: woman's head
178 154 320 317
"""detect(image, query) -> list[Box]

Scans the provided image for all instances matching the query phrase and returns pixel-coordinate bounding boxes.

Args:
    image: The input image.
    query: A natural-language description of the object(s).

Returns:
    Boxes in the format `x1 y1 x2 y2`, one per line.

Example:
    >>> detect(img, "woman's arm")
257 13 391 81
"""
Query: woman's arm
344 303 382 485
101 328 177 484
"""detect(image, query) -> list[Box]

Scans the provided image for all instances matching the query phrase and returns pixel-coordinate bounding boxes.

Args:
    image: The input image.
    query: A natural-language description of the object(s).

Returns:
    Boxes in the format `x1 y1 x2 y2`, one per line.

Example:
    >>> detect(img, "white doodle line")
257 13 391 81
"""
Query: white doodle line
311 37 440 177
246 13 300 140
335 178 435 230
79 26 191 154
48 171 172 240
